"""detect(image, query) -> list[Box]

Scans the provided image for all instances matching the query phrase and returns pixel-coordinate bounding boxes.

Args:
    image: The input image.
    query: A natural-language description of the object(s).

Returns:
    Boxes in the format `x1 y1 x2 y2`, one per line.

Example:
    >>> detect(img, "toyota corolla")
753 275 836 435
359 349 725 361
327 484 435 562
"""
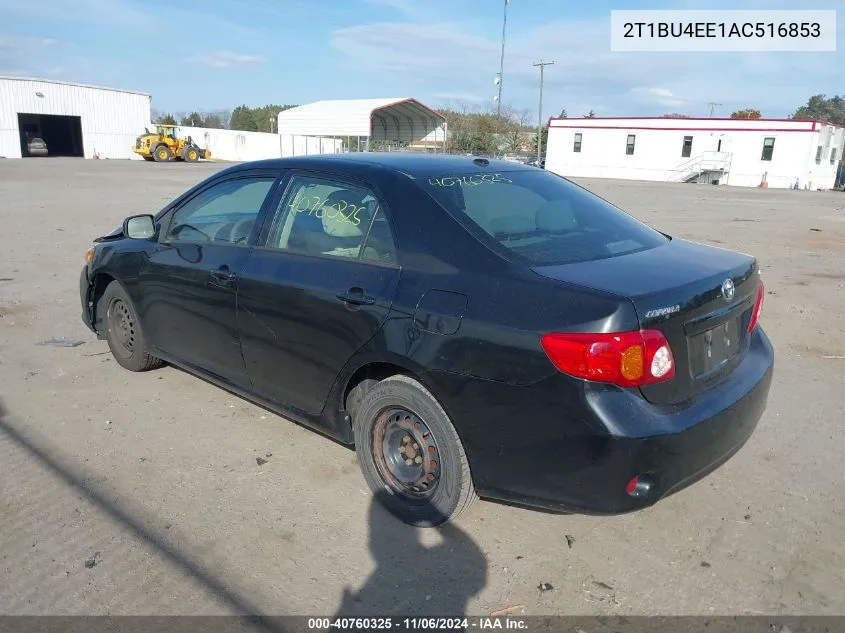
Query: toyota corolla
79 154 773 526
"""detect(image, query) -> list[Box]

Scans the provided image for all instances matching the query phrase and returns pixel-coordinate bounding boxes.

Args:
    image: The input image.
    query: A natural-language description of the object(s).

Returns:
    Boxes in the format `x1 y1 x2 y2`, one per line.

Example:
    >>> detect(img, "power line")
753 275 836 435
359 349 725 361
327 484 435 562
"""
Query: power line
708 102 723 118
533 59 554 164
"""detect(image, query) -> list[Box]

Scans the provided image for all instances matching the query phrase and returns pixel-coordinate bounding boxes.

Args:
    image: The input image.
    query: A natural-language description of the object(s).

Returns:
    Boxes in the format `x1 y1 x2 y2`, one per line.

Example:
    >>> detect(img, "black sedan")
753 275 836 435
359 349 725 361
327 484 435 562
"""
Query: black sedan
79 154 773 526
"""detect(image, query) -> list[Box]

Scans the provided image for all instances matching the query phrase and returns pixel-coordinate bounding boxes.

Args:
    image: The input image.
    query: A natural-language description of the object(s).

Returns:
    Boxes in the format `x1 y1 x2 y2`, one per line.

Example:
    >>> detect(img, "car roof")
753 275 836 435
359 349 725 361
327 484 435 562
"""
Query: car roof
220 153 539 179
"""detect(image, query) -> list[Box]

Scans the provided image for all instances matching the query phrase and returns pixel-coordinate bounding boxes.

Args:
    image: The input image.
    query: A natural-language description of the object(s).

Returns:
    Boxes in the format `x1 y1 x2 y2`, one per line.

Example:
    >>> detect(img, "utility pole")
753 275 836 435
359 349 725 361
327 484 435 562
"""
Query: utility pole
533 59 554 164
496 0 509 120
708 102 722 118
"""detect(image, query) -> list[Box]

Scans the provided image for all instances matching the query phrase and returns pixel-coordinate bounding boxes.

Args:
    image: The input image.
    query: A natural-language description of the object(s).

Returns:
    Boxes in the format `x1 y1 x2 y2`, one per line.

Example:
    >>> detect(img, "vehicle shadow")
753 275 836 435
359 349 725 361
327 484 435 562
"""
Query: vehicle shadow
334 492 488 617
0 399 283 632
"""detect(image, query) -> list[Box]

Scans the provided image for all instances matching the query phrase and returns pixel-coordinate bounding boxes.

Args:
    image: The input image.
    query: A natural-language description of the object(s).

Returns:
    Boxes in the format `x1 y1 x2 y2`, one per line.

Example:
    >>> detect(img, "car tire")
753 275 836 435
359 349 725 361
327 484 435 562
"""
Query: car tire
101 281 163 372
346 378 378 422
153 145 172 162
353 375 477 527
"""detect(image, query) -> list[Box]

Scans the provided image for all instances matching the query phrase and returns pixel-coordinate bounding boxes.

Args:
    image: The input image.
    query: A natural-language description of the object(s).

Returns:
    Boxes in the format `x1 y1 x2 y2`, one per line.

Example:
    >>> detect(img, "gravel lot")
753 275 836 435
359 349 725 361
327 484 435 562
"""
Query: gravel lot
1 158 843 617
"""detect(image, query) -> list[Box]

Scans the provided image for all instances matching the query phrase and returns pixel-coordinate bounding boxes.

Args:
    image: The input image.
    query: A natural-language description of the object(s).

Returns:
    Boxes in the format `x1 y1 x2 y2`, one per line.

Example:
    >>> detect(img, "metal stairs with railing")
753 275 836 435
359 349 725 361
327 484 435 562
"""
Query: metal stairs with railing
668 151 733 184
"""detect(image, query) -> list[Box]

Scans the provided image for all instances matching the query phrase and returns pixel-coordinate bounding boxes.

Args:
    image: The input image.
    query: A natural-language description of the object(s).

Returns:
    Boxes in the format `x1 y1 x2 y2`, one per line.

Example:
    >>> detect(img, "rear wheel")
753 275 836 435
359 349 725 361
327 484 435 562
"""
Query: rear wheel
353 375 477 527
102 281 163 372
153 145 172 162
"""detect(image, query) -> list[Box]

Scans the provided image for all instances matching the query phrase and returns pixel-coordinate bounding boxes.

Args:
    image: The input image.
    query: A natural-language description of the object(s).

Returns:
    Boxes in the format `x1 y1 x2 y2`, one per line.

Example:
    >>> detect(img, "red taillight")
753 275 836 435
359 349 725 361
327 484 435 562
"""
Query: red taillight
540 329 675 387
748 279 765 333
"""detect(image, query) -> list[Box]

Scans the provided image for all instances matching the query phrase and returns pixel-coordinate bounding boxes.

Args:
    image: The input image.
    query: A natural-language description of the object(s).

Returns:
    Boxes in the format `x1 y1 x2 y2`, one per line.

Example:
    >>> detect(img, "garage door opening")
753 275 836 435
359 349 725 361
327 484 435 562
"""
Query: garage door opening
18 113 84 157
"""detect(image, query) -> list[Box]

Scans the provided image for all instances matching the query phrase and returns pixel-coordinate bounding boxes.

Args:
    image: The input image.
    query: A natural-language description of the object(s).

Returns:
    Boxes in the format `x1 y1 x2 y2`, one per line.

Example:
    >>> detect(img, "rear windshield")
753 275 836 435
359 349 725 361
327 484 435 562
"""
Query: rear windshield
420 169 668 266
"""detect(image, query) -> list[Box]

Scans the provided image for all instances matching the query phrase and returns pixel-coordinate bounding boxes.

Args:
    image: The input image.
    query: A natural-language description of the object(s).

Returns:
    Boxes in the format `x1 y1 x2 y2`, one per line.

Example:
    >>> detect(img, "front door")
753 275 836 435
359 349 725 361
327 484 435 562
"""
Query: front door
139 173 279 386
237 172 401 415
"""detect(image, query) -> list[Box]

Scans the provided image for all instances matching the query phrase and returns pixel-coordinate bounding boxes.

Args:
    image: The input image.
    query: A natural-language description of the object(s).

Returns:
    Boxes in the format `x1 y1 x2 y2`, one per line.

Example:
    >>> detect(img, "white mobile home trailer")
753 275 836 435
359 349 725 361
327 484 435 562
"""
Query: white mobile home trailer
545 117 844 190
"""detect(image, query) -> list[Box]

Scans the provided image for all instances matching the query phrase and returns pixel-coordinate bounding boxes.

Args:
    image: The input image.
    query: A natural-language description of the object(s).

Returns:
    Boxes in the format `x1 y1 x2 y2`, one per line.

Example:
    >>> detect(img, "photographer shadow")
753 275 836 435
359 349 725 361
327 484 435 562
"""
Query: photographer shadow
335 492 487 617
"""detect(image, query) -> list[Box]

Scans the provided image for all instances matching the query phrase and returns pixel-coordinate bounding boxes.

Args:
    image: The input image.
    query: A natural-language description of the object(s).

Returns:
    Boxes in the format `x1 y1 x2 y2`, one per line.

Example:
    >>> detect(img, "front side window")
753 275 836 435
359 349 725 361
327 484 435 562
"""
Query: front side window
421 170 668 266
626 134 636 155
266 175 396 263
761 137 775 161
164 177 275 245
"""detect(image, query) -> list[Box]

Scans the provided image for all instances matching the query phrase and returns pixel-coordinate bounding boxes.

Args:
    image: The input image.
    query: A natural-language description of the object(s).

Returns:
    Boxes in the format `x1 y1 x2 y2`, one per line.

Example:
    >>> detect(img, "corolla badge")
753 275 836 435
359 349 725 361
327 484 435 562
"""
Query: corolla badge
722 278 735 301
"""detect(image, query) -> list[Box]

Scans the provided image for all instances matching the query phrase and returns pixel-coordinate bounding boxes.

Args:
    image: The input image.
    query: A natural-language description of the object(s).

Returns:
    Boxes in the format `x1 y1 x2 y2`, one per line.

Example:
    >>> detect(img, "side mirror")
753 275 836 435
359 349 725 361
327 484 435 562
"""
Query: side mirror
123 214 156 240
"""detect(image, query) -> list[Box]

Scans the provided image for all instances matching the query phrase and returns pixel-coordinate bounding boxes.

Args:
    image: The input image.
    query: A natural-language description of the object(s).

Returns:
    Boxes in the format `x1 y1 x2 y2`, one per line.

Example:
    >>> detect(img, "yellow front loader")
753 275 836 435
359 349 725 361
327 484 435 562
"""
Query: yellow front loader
133 124 211 162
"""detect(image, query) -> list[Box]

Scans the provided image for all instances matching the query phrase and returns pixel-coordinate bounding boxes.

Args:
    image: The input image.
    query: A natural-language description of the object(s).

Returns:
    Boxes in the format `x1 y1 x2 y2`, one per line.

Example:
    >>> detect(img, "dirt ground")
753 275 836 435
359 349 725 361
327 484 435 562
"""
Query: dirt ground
1 158 843 617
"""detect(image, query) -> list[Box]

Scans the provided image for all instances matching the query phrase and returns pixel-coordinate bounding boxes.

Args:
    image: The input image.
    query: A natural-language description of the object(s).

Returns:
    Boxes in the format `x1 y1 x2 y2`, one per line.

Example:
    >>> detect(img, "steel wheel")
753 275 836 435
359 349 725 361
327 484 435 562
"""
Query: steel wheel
353 375 477 526
107 296 135 359
100 281 162 372
372 407 442 500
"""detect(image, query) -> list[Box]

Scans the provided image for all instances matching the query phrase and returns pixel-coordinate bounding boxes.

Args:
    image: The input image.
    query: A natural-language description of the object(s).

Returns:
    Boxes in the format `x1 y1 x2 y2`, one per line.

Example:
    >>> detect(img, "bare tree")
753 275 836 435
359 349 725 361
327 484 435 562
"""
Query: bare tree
500 105 532 153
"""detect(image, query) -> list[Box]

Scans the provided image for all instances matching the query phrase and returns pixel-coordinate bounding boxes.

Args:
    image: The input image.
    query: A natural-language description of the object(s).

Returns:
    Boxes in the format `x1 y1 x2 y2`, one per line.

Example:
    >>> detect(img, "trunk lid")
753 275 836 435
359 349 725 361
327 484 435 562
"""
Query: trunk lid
532 238 761 405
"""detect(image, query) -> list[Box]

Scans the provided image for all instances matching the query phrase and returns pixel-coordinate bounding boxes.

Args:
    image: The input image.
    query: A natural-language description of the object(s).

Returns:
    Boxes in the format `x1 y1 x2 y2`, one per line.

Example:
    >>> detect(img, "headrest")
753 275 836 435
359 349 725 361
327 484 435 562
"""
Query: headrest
535 200 577 232
489 215 535 236
321 195 364 237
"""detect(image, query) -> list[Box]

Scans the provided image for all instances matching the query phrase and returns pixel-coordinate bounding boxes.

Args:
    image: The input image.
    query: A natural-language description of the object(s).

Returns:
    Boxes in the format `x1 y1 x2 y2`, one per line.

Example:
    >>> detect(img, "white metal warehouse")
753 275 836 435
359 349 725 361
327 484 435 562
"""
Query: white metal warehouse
276 98 447 151
545 116 845 190
0 76 151 160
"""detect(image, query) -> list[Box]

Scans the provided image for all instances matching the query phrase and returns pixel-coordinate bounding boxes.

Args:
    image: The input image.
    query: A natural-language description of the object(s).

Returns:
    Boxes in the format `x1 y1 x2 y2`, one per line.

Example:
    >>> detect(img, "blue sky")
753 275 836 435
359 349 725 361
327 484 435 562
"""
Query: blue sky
0 0 841 118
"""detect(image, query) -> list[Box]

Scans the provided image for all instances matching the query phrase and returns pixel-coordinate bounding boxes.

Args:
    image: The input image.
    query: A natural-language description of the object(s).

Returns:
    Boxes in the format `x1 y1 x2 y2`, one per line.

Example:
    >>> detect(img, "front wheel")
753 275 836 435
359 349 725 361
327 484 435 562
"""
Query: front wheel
353 375 477 527
153 145 172 162
102 281 163 372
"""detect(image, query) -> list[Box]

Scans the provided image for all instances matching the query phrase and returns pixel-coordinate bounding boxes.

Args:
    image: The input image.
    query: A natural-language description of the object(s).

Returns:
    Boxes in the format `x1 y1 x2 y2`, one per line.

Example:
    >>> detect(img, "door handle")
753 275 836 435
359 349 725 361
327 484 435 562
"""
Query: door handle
336 287 375 306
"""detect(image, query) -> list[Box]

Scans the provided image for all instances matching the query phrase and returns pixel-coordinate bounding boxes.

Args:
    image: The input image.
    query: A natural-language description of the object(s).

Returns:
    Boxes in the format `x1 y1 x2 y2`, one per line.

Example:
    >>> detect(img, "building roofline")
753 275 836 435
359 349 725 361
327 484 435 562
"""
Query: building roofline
548 115 845 130
0 75 150 97
370 97 447 123
549 125 816 133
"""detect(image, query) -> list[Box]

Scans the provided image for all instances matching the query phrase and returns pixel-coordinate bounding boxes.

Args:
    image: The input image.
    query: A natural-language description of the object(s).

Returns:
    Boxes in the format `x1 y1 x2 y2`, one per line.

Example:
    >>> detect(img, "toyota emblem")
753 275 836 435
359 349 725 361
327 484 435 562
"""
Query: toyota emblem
722 278 735 301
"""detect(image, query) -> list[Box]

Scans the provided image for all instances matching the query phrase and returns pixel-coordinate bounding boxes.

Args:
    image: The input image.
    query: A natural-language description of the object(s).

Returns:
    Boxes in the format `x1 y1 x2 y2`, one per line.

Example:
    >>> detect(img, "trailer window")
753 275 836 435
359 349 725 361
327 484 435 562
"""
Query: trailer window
761 137 775 161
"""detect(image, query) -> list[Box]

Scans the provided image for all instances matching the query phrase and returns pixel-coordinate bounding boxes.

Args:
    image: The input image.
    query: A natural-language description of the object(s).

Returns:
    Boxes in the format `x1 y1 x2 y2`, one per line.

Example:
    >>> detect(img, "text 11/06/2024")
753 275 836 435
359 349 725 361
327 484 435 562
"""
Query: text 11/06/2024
306 617 528 630
610 9 836 52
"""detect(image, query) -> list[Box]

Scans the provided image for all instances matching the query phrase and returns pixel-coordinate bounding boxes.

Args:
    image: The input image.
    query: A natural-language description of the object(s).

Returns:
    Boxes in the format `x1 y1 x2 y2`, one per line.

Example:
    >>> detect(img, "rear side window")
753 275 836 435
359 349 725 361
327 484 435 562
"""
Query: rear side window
420 170 668 266
265 175 397 263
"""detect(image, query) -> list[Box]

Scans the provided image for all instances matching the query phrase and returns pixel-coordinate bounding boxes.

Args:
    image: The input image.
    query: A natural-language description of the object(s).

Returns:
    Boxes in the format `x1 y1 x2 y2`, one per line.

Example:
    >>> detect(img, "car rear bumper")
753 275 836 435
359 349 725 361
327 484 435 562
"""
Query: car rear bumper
429 326 774 514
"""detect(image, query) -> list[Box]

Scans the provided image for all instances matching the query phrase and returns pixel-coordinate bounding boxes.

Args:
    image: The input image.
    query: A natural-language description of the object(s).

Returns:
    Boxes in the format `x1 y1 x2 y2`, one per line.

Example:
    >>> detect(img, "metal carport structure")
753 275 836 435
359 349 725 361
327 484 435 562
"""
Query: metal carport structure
276 98 447 152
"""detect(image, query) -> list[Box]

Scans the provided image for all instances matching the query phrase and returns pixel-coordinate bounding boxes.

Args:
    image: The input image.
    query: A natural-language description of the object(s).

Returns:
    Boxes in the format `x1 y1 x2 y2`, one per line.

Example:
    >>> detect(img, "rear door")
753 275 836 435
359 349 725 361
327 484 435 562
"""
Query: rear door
139 172 281 386
237 172 401 415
